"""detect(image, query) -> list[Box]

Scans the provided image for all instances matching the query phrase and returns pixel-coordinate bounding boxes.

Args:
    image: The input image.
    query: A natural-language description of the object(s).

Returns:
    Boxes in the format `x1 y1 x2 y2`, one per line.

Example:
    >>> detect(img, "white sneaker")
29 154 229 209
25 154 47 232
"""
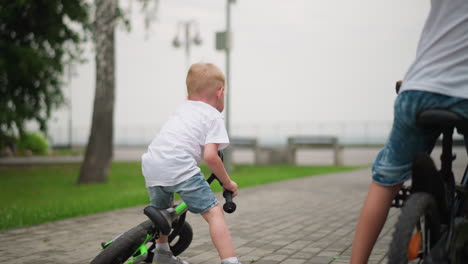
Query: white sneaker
153 248 190 264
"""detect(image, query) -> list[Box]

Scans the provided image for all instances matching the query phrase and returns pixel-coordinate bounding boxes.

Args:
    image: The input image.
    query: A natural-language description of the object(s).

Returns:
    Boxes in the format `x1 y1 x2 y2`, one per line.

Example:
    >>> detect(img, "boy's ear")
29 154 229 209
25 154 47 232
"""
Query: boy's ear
216 87 224 98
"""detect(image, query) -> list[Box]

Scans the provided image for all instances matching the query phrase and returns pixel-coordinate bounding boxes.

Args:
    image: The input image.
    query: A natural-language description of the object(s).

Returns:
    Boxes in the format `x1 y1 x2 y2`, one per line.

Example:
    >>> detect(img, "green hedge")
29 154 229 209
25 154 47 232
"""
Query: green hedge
17 132 49 155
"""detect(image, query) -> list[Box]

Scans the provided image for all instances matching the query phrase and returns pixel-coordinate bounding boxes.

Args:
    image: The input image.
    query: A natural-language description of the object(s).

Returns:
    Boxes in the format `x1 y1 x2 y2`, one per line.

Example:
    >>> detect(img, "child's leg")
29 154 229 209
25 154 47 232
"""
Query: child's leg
201 204 235 259
350 181 402 264
147 186 173 251
350 92 468 263
156 235 168 244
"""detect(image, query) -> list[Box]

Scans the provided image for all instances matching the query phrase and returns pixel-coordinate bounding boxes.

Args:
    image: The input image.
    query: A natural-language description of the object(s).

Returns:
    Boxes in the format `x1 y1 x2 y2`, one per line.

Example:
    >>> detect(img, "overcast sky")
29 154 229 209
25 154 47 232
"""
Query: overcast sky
49 0 430 145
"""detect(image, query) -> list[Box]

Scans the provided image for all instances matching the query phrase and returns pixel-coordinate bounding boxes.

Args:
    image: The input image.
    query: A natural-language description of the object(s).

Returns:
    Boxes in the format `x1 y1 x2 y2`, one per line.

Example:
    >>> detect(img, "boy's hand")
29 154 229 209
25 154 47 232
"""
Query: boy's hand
204 144 238 197
223 180 238 197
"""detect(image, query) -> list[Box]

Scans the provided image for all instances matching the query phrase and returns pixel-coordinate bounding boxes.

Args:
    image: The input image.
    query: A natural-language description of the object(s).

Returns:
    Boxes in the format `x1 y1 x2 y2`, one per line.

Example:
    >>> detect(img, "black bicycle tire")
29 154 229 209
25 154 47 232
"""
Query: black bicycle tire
90 220 155 264
388 192 441 264
170 221 193 256
141 221 194 262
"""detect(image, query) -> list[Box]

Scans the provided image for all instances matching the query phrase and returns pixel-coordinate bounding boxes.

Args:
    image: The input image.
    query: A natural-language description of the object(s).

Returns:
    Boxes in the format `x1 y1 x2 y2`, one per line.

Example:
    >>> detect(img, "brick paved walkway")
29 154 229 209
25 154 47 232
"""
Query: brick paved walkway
0 168 401 264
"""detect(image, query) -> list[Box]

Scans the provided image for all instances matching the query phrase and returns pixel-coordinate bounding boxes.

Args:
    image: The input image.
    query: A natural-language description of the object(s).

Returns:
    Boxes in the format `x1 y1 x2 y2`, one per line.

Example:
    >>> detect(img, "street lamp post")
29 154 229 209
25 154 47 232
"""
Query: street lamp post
67 63 77 149
172 20 202 69
216 0 236 172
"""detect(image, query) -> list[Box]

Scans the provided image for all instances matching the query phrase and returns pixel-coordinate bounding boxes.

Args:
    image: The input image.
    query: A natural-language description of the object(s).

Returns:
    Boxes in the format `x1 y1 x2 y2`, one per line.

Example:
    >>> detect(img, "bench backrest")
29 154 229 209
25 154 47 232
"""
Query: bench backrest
288 136 338 147
231 137 258 148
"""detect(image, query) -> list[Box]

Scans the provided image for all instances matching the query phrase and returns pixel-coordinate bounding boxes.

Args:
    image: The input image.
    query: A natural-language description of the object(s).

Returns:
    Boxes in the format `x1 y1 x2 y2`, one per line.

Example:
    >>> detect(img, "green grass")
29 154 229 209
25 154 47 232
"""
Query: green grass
0 162 361 230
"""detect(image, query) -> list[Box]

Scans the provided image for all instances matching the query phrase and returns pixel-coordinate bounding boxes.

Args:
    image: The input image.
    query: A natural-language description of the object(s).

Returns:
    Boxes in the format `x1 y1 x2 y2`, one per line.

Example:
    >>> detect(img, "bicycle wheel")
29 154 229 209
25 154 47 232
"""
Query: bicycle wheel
170 221 193 256
388 192 441 264
145 221 193 263
90 220 155 264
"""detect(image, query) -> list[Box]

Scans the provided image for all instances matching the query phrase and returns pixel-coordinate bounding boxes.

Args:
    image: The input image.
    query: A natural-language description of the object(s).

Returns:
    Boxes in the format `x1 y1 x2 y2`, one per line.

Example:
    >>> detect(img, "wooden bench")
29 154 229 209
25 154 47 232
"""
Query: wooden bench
287 136 344 165
230 137 260 164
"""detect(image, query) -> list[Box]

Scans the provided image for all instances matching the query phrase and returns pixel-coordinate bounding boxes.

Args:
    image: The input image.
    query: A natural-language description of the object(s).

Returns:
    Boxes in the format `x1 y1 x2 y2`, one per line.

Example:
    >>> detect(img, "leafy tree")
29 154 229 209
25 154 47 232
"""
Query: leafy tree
0 0 90 145
78 0 159 183
78 0 117 183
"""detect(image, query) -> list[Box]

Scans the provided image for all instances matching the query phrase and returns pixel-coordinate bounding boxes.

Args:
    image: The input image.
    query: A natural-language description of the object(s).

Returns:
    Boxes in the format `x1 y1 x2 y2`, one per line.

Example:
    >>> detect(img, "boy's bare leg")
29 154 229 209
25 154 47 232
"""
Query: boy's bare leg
202 204 235 259
350 181 402 264
156 202 172 245
156 235 168 244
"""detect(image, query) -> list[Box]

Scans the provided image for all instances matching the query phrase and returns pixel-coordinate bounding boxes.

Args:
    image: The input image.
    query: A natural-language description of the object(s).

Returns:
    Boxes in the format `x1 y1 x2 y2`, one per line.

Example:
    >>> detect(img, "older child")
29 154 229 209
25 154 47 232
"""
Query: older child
142 63 241 264
350 0 468 263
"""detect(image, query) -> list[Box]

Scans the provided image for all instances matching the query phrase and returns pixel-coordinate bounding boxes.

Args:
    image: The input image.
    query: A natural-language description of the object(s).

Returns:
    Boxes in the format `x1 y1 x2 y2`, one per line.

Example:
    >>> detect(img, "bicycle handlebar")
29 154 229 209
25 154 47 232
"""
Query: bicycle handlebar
204 151 237 213
223 190 236 213
207 173 237 213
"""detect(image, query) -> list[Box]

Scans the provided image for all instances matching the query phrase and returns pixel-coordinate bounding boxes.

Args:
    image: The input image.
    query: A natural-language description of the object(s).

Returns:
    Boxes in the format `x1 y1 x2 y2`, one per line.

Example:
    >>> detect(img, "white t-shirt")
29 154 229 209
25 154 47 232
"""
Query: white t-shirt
142 100 229 187
400 0 468 99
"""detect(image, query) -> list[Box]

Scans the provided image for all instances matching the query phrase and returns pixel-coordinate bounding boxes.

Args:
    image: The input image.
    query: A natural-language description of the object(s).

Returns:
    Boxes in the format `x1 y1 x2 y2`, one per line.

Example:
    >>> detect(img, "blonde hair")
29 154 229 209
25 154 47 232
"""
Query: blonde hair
186 63 225 97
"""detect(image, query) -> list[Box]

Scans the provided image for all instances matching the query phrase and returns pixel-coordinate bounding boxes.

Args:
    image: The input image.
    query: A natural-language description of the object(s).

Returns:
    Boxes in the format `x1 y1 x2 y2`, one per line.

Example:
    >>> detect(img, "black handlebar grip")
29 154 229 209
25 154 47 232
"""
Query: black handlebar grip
222 190 237 214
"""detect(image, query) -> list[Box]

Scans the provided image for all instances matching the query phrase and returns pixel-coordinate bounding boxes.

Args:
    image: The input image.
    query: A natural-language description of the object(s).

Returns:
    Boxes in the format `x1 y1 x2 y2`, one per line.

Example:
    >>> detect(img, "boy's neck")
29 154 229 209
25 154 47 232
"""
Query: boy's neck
188 96 219 111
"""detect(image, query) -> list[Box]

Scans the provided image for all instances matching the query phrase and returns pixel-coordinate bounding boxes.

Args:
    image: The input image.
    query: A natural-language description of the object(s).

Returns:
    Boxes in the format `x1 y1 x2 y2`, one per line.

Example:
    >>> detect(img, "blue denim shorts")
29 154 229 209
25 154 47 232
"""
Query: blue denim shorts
147 172 218 214
372 90 468 186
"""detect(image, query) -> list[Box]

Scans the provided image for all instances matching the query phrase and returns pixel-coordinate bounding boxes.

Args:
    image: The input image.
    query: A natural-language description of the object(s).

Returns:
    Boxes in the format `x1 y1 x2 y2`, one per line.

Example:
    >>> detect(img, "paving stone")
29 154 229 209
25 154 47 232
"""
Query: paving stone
275 247 299 255
187 251 219 263
331 255 350 262
280 258 307 264
291 252 316 259
299 247 322 254
247 260 281 264
304 256 333 264
316 251 341 258
259 254 289 262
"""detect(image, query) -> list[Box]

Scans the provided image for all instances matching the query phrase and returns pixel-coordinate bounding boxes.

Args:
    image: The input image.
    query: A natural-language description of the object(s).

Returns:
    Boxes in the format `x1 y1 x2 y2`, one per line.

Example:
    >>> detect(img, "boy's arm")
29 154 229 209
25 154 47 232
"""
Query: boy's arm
204 143 238 197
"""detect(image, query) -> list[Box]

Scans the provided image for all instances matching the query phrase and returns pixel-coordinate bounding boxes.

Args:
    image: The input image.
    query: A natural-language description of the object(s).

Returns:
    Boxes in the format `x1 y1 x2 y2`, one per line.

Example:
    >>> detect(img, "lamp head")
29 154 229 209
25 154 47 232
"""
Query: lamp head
193 34 202 45
172 37 181 48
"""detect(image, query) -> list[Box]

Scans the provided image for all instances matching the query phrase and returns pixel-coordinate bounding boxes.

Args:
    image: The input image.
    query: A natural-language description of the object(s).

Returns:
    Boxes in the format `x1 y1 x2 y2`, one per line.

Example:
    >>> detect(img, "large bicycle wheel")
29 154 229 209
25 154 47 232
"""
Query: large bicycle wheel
90 220 155 264
388 192 441 264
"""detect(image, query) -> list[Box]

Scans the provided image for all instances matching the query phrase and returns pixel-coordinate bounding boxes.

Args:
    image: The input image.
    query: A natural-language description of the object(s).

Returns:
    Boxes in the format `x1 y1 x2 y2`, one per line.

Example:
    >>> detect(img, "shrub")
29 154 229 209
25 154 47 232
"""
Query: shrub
0 134 17 157
0 134 17 150
17 132 49 156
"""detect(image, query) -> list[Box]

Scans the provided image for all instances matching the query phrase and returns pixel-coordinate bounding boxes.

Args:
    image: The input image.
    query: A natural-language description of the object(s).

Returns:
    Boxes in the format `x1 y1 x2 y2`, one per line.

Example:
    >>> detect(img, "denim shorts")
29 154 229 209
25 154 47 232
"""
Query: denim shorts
147 172 218 214
372 90 468 186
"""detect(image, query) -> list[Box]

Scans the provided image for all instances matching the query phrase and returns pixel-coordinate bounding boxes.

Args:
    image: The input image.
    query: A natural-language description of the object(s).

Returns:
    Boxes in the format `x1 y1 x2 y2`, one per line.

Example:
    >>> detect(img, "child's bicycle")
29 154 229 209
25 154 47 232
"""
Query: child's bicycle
89 152 237 264
387 108 468 263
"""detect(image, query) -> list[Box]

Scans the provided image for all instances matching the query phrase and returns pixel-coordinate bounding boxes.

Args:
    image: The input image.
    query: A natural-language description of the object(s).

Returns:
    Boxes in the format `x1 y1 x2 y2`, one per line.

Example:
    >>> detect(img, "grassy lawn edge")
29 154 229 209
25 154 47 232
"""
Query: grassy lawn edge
0 162 365 230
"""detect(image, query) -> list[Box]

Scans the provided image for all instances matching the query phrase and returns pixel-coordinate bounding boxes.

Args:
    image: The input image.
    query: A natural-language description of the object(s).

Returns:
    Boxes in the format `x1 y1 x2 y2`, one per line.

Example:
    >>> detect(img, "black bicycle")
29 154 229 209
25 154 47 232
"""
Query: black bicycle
388 108 468 263
90 152 236 264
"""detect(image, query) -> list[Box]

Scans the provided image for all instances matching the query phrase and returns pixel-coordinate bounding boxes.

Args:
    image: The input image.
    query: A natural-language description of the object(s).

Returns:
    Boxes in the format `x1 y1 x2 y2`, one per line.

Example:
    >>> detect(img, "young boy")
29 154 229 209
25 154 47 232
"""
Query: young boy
142 63 241 264
350 0 468 263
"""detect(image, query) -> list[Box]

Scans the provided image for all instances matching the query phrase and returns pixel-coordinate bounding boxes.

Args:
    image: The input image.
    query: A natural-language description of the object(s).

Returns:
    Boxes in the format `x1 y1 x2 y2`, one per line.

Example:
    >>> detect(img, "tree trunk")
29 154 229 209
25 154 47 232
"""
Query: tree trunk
78 0 117 184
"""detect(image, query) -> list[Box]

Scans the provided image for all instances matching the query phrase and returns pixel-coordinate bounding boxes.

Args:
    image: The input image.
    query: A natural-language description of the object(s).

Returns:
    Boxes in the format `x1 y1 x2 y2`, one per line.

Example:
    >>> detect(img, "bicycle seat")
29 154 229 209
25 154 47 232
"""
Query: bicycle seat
417 109 468 135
